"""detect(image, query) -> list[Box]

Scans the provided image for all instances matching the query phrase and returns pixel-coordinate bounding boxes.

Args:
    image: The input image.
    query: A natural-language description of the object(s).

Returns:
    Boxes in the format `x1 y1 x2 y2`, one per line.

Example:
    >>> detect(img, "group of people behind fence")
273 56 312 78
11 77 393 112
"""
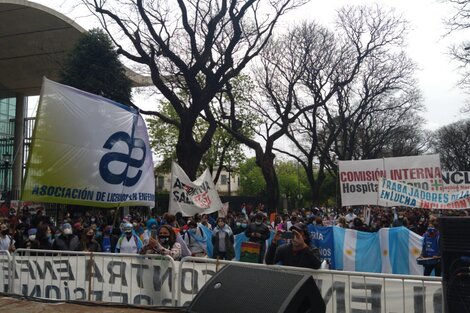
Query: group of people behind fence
0 202 456 275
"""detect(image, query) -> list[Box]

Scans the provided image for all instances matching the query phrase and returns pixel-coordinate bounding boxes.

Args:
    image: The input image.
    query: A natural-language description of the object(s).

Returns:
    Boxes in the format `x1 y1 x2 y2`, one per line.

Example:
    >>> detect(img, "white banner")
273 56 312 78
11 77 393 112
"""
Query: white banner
339 155 442 206
21 78 155 207
442 171 470 192
169 162 222 217
5 254 443 312
378 177 470 209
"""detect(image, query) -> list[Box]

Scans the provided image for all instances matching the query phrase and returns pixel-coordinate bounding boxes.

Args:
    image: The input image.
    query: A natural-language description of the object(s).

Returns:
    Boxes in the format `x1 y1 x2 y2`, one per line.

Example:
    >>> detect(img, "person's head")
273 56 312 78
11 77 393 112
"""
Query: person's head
123 223 133 237
61 223 73 236
104 225 113 235
315 216 323 226
254 213 264 225
165 214 176 226
84 227 95 240
290 222 310 247
73 222 83 231
216 217 226 228
158 225 176 247
37 223 51 239
28 228 37 241
0 223 9 236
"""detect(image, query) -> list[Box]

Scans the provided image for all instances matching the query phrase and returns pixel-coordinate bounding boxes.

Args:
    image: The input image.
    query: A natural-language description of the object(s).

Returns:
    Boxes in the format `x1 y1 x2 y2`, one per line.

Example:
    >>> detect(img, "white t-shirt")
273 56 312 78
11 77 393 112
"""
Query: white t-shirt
118 236 138 254
0 235 14 251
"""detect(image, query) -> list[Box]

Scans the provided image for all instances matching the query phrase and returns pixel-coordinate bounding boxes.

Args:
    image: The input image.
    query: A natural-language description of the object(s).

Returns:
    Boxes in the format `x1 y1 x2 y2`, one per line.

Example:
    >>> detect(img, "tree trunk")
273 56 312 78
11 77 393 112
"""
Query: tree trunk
175 123 204 181
255 151 279 213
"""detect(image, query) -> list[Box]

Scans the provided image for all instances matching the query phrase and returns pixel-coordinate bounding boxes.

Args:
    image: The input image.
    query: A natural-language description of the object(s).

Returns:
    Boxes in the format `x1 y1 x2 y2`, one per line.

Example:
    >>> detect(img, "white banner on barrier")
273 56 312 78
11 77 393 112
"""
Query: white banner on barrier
6 253 443 313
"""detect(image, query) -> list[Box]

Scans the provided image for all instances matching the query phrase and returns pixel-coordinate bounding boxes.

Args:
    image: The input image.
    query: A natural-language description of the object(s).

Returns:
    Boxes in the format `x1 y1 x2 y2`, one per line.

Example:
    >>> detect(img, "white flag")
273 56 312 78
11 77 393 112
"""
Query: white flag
22 78 155 207
169 162 223 217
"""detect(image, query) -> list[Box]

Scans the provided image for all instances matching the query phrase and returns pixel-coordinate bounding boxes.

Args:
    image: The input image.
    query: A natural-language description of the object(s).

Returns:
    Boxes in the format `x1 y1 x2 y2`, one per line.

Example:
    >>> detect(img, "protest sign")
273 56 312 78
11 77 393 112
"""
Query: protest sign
169 162 223 217
339 155 442 206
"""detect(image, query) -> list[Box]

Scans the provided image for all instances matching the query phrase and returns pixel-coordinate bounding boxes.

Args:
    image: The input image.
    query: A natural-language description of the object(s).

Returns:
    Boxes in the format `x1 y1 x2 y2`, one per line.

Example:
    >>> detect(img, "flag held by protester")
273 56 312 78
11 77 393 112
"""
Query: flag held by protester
21 78 155 207
169 162 223 217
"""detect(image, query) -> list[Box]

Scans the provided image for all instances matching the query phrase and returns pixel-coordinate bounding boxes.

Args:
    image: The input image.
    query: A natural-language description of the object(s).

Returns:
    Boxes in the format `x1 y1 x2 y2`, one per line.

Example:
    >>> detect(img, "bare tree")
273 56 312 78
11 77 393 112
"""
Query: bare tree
431 119 470 171
275 6 420 204
221 5 414 209
82 0 305 179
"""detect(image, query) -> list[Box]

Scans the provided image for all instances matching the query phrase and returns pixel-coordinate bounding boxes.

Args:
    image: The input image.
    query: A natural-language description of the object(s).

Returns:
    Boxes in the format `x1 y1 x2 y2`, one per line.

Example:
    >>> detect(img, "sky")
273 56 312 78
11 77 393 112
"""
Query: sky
30 0 470 130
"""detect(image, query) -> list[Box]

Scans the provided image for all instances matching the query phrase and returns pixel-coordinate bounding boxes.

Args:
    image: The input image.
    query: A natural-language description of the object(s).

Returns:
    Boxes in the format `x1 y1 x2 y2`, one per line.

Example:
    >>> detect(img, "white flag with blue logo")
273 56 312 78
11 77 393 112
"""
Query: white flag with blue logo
22 78 155 207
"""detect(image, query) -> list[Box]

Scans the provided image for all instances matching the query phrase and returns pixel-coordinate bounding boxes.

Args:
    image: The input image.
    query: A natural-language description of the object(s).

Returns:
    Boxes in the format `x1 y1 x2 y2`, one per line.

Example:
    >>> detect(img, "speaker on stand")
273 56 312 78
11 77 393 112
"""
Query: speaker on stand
439 216 470 313
186 264 325 313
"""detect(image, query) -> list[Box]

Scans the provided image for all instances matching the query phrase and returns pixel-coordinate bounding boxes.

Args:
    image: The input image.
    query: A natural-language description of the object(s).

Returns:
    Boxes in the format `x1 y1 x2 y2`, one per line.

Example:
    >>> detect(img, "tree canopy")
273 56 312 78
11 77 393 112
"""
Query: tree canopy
59 28 132 105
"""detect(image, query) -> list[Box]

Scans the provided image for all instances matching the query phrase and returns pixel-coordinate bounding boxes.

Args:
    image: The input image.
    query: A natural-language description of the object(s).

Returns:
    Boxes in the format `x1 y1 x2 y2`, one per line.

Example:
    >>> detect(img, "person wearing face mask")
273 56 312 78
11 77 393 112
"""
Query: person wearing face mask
81 227 101 252
99 225 118 253
142 218 159 245
30 223 53 250
266 222 321 269
245 213 271 263
232 216 248 235
418 216 441 276
0 223 15 252
52 223 80 251
211 217 235 260
183 220 207 257
26 228 37 249
141 225 182 260
116 223 143 254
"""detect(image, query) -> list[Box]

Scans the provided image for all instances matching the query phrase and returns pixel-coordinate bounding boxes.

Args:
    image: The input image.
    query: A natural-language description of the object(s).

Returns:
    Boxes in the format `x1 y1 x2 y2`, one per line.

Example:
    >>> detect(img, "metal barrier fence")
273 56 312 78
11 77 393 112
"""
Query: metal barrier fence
178 257 444 313
0 250 444 312
0 251 10 293
9 249 178 306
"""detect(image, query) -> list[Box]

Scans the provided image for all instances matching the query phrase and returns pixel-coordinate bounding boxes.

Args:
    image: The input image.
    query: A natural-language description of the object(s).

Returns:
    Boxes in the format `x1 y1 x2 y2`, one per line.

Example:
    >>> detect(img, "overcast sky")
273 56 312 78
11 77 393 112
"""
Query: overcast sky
32 0 470 130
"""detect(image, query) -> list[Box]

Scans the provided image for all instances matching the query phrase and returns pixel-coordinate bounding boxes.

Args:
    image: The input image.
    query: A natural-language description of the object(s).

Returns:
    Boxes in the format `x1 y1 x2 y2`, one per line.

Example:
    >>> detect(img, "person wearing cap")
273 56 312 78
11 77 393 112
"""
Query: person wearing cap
52 223 80 251
265 222 321 269
245 212 270 263
116 223 143 254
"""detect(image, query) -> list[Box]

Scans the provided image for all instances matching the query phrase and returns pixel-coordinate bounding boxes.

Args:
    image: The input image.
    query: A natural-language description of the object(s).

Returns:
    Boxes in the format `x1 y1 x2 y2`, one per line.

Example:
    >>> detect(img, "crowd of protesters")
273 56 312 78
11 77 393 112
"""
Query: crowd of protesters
0 203 462 272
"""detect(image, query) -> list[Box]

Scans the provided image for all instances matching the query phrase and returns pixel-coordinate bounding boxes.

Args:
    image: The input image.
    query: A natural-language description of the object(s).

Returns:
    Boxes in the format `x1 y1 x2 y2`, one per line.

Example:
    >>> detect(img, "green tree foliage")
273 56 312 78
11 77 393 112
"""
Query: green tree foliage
239 158 266 196
147 101 252 179
59 28 132 105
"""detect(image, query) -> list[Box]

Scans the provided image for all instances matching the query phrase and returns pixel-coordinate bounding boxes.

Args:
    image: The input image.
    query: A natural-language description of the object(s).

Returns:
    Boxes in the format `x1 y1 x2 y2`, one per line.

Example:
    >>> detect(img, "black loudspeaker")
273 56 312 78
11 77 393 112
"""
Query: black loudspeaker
439 217 470 313
186 264 325 313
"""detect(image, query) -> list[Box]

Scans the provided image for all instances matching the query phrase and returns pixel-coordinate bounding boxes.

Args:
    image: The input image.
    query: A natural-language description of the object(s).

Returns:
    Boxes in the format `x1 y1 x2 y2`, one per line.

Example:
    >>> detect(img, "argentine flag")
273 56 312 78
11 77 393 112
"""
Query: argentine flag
379 226 424 275
333 227 382 272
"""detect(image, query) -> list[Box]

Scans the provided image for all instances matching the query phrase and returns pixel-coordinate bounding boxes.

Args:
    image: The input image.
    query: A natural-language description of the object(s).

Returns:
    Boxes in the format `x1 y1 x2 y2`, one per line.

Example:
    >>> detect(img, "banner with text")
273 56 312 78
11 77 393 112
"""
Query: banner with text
169 162 223 217
21 78 155 207
442 171 470 192
378 177 470 209
339 155 442 206
4 253 443 312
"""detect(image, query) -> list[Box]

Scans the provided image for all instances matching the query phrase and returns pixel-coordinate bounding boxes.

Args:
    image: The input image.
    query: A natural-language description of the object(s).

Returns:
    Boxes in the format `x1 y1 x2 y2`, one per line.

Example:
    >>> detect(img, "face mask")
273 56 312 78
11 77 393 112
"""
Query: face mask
241 223 247 228
159 236 170 244
217 223 224 228
236 222 241 227
91 218 96 223
63 228 73 235
255 221 262 225
106 228 113 234
29 235 36 241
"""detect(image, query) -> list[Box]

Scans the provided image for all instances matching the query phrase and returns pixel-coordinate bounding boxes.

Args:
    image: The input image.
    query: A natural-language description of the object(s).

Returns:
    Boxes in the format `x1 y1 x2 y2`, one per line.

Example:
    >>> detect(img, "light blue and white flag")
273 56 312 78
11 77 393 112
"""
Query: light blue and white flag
333 227 382 272
379 227 423 275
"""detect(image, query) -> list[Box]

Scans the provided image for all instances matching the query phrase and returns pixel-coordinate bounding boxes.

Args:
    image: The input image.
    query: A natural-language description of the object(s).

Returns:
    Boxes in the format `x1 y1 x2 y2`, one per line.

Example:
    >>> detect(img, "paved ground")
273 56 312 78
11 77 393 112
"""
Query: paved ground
0 296 185 313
